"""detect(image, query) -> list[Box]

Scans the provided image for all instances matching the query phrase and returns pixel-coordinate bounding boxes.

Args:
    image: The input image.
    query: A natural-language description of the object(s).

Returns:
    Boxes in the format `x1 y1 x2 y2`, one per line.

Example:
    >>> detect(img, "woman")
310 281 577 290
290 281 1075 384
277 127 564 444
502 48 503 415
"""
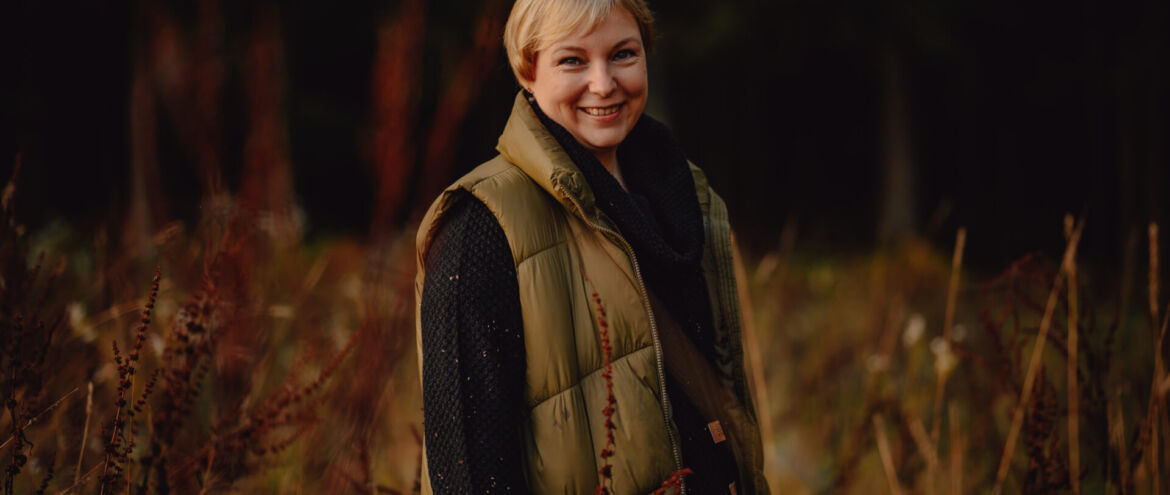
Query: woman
415 0 769 493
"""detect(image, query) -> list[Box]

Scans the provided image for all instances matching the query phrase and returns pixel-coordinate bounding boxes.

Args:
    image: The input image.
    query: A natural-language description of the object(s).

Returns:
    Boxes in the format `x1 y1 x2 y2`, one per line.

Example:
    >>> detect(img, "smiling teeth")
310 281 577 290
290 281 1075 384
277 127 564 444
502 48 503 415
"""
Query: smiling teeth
584 105 620 116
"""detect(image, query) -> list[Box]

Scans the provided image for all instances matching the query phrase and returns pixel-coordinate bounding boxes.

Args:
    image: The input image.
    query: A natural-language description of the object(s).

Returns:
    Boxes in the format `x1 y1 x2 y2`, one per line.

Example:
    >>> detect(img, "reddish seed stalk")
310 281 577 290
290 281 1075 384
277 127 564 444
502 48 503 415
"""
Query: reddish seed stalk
589 280 691 494
652 468 694 495
591 289 617 495
101 268 160 494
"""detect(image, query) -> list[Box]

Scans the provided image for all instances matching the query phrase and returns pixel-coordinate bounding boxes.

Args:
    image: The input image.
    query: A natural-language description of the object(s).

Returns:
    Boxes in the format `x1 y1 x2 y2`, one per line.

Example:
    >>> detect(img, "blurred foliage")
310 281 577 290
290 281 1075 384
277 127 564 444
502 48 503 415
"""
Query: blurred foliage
744 230 1165 494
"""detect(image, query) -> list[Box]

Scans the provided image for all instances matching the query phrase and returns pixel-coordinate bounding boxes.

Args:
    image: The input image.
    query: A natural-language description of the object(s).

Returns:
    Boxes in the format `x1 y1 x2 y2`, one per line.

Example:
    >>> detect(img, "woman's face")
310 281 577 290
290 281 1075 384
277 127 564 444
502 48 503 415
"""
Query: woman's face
528 7 647 162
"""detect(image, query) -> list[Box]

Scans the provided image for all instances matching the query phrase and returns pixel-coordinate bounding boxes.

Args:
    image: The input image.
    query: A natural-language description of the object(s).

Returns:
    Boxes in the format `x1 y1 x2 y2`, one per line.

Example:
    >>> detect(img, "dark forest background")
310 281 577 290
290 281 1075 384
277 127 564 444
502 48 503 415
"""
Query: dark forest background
6 0 1166 271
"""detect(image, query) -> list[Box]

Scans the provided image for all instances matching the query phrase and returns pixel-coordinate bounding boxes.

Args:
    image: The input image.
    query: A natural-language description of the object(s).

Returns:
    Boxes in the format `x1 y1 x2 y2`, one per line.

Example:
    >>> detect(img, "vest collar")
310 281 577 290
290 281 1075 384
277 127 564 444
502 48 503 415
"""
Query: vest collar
496 92 609 227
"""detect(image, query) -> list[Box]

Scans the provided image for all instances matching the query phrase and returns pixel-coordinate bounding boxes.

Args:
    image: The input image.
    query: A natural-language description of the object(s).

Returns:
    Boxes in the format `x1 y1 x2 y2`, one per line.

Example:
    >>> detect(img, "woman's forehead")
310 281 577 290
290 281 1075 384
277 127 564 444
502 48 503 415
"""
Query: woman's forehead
539 7 638 51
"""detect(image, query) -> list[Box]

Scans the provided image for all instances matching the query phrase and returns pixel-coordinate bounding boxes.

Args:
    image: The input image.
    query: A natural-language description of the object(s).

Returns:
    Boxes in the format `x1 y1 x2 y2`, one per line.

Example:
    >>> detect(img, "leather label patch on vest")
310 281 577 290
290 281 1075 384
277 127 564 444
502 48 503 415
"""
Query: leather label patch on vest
708 420 726 444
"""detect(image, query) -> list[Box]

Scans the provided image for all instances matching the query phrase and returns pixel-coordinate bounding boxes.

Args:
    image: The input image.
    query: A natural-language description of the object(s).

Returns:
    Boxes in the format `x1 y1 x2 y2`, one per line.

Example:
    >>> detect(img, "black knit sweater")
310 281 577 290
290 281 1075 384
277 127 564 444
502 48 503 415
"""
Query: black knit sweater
420 100 740 494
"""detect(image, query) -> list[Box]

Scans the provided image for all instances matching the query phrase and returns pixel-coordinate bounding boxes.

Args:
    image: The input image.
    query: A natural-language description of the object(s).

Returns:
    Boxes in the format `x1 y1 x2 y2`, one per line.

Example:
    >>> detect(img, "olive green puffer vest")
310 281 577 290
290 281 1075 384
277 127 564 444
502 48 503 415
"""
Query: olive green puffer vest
415 93 766 495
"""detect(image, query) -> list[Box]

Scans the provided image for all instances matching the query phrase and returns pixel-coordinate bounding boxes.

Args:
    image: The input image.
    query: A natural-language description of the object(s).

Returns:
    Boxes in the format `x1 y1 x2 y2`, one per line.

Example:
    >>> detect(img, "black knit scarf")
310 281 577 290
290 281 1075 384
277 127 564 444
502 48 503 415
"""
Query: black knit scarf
526 94 717 355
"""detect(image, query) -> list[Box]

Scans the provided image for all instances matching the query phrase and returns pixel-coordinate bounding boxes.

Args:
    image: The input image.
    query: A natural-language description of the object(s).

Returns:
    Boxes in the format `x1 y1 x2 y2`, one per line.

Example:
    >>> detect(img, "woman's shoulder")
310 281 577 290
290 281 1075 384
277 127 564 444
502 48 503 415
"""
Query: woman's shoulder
417 154 564 264
448 155 534 192
423 193 508 266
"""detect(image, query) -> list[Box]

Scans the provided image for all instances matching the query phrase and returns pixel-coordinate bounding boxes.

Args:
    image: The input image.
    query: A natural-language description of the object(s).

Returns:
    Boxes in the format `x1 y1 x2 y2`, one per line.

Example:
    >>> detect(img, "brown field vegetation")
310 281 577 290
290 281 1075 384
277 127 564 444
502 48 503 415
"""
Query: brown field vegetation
3 147 1167 493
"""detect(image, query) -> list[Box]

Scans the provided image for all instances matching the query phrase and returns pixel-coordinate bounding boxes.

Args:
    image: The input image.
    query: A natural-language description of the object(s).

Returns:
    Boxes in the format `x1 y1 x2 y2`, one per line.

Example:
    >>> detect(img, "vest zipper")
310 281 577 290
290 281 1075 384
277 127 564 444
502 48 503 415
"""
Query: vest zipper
560 189 687 494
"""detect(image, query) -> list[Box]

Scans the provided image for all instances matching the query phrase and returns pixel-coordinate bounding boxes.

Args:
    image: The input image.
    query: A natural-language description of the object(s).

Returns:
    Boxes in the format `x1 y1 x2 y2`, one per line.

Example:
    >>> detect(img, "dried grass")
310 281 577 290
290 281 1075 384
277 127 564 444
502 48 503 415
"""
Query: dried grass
933 229 966 417
1066 214 1082 495
907 414 938 495
948 402 962 495
74 382 92 486
991 220 1083 495
874 414 905 495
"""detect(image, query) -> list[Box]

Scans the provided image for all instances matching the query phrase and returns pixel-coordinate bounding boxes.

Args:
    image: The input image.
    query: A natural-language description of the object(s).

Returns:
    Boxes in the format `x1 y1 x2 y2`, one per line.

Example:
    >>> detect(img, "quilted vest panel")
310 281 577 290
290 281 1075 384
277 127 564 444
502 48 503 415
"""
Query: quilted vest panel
416 158 677 494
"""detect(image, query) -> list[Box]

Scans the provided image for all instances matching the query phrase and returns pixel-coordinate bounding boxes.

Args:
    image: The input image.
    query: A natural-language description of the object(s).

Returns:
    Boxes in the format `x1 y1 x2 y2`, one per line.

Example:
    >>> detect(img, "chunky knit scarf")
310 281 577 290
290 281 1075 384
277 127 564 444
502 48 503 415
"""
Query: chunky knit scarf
526 94 721 371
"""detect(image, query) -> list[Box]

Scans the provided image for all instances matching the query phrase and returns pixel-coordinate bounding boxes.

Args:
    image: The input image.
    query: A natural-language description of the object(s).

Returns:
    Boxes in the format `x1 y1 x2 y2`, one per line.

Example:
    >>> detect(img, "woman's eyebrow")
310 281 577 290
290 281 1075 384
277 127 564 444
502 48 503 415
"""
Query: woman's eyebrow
551 45 586 54
552 37 641 54
611 37 639 49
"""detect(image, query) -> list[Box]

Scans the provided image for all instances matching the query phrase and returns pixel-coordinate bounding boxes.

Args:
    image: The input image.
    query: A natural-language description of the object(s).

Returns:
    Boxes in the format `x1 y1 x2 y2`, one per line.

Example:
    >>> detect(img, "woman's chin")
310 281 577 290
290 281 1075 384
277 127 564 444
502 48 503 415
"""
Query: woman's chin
580 134 627 154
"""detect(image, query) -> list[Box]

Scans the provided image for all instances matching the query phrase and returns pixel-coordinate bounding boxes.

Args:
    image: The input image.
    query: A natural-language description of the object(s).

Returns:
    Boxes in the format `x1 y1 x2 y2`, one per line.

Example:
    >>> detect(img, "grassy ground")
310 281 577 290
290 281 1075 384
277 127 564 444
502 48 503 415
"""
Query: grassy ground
1 176 1165 493
748 228 1164 494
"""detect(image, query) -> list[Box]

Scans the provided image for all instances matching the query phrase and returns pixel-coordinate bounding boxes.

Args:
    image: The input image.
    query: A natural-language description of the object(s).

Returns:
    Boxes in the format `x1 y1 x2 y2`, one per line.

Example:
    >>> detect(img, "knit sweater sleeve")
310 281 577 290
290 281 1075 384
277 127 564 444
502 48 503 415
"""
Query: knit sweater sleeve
420 194 529 494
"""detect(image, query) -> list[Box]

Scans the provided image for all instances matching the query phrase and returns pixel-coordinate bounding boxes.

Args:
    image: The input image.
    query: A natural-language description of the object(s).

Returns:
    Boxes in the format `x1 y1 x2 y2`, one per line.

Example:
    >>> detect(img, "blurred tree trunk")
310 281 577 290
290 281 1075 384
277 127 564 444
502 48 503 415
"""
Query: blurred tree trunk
239 3 298 244
121 1 171 300
369 0 426 237
412 0 507 219
878 45 917 244
151 0 226 199
368 0 507 236
1116 0 1165 343
126 61 164 257
1142 0 1166 235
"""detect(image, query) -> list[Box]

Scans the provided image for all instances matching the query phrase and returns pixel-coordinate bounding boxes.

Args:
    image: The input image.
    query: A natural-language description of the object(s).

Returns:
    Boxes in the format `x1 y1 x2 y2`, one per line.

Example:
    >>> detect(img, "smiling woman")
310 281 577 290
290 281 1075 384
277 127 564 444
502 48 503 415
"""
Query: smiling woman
413 1 770 494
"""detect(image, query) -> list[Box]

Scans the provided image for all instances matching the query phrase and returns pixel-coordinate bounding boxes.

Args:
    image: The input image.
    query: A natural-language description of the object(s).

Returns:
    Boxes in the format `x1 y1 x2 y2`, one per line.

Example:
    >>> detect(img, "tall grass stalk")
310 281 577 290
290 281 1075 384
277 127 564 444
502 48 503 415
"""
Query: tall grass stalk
931 228 965 446
873 414 904 495
948 402 961 495
1150 223 1160 337
991 220 1083 495
1065 214 1081 495
75 382 92 486
734 236 774 471
907 415 938 495
1138 224 1165 494
1108 392 1129 494
0 388 78 454
1142 307 1169 494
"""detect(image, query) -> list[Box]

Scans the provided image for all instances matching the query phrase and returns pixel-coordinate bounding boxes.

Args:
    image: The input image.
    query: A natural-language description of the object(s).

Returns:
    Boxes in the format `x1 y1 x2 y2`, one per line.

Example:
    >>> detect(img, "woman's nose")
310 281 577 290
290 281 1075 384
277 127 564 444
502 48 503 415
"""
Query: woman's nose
587 64 617 97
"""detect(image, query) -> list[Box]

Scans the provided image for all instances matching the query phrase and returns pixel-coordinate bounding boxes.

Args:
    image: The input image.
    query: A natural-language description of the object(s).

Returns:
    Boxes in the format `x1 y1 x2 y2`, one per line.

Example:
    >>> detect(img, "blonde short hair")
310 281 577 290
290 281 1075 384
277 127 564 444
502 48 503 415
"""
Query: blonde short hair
503 0 655 85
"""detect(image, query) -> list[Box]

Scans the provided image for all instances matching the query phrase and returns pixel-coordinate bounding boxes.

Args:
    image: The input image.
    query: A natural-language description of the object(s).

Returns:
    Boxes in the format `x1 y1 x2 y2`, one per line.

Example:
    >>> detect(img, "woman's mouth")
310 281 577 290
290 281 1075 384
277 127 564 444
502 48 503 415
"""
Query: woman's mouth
580 103 623 121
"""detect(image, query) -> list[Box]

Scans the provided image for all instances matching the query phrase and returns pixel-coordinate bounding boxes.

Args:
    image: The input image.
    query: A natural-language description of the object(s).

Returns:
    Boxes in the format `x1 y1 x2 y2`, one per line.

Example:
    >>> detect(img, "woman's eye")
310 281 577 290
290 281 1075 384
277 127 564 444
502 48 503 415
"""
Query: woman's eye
613 49 636 61
557 56 583 66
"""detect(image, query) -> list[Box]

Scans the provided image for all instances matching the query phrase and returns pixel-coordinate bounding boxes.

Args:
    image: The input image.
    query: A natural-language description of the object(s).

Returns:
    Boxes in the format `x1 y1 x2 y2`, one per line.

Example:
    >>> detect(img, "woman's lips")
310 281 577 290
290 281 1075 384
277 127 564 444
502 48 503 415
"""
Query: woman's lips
580 103 623 122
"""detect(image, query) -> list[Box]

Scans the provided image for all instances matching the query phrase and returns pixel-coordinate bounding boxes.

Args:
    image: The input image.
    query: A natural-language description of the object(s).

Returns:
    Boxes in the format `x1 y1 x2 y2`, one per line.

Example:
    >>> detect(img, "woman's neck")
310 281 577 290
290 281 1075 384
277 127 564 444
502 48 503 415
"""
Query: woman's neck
595 150 629 192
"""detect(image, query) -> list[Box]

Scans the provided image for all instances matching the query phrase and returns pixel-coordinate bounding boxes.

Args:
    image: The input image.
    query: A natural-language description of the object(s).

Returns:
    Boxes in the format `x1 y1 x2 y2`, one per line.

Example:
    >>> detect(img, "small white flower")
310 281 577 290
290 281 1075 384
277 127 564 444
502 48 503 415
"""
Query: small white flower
952 324 968 342
68 302 98 343
68 301 85 327
903 313 926 346
930 336 947 355
150 333 165 357
931 337 958 376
